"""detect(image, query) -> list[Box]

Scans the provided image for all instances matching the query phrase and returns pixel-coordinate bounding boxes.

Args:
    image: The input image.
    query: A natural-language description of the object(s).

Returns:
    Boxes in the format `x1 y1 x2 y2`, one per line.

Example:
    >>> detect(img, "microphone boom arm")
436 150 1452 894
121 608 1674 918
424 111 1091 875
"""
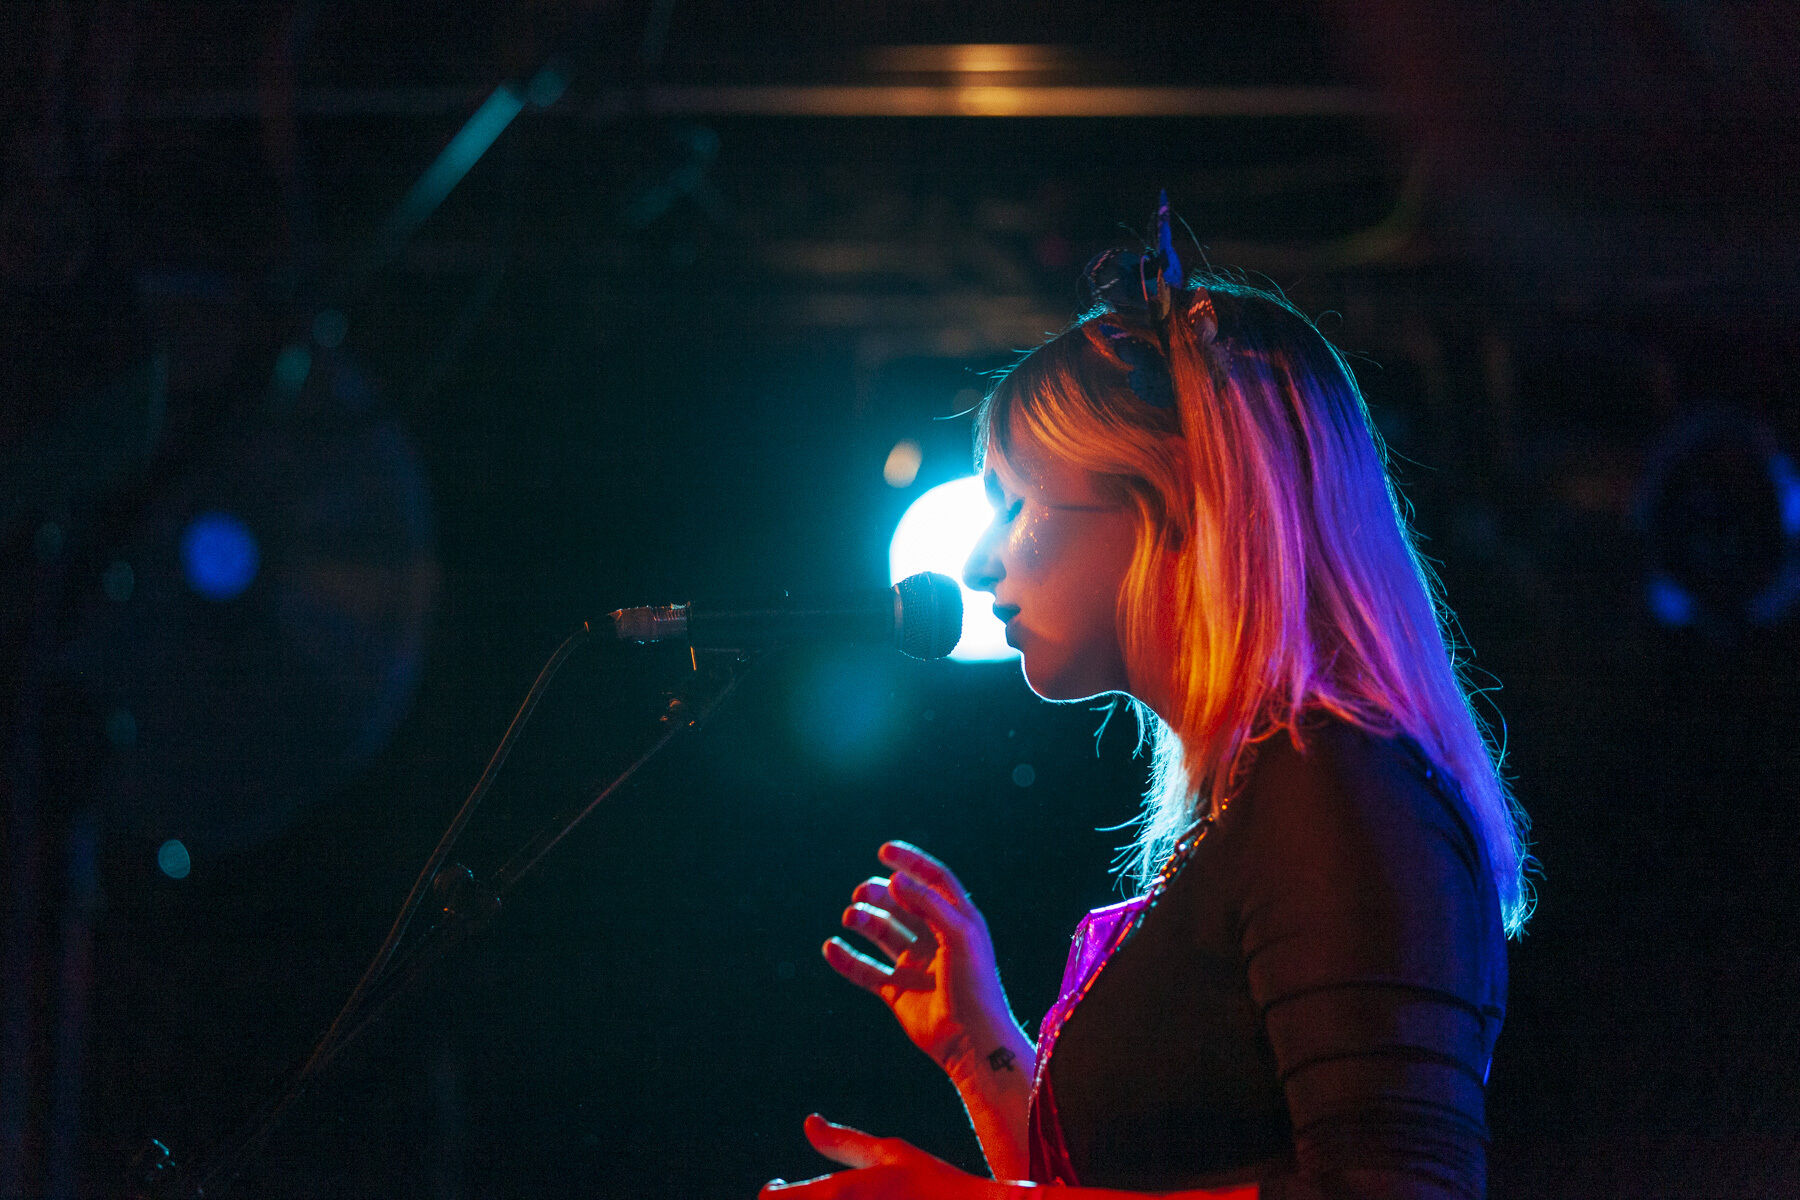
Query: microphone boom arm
154 644 758 1199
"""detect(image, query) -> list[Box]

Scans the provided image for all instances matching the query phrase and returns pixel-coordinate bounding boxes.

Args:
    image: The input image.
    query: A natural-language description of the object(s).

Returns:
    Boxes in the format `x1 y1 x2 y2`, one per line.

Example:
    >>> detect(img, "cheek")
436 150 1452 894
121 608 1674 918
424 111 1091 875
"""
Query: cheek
1088 525 1138 624
1008 508 1078 574
1011 512 1137 627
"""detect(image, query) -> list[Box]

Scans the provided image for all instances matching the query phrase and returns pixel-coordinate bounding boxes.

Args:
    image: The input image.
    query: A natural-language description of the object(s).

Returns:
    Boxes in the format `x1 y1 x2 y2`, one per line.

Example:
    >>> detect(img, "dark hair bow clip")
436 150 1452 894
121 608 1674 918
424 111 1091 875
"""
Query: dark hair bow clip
1082 248 1159 314
1081 192 1208 408
1096 321 1176 409
1081 190 1186 320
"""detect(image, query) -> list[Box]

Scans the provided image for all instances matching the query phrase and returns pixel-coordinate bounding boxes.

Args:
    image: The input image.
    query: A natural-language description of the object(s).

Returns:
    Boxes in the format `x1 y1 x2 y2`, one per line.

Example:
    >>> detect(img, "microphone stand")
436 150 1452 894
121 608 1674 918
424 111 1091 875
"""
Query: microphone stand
131 643 758 1199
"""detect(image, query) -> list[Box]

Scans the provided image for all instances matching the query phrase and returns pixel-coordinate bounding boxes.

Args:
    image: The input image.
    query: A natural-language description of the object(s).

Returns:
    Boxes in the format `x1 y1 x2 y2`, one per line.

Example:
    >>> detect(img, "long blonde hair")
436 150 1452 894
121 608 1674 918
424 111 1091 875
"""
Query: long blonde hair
977 275 1533 936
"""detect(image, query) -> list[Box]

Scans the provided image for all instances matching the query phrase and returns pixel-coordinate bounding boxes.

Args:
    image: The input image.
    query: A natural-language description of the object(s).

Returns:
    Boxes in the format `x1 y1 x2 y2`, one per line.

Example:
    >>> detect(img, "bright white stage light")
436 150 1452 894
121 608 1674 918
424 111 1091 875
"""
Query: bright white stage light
889 476 1017 663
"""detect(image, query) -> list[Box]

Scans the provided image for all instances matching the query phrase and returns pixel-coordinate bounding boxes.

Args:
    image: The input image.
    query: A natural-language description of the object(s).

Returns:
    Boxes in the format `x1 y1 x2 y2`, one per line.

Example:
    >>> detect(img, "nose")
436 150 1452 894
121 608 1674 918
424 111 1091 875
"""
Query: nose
963 518 1004 594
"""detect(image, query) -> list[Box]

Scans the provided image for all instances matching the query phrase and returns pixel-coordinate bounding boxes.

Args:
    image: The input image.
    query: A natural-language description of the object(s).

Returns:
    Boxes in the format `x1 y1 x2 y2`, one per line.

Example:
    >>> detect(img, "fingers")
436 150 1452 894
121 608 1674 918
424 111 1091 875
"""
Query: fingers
840 900 920 964
821 936 932 994
849 878 936 944
760 1118 877 1197
878 841 972 911
821 846 977 1001
848 878 921 930
759 1173 836 1197
885 868 968 939
803 1114 901 1170
765 1116 947 1195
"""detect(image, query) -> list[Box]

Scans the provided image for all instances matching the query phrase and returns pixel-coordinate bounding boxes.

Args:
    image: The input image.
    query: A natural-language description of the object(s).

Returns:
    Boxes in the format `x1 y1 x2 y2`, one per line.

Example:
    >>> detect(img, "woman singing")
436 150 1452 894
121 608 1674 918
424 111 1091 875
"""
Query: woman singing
763 205 1531 1199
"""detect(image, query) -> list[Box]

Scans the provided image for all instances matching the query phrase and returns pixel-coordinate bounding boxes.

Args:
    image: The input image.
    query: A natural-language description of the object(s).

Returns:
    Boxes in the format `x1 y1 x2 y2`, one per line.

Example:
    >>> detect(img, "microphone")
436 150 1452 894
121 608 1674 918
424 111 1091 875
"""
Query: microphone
606 571 963 660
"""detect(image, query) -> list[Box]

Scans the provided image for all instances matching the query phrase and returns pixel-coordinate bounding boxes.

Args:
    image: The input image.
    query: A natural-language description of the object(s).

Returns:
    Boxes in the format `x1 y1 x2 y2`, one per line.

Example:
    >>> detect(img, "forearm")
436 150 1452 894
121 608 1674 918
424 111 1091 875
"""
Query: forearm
944 1022 1036 1181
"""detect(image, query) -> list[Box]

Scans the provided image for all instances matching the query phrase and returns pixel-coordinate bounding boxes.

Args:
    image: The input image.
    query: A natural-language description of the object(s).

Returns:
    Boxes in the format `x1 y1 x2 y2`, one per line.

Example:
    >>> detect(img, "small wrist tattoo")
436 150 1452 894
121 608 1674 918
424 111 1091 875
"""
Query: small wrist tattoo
986 1046 1018 1073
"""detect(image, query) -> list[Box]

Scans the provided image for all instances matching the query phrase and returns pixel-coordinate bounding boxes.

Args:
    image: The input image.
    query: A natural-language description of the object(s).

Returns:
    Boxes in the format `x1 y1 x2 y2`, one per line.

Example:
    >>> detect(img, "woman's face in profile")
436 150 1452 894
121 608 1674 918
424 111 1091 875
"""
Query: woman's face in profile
964 435 1141 705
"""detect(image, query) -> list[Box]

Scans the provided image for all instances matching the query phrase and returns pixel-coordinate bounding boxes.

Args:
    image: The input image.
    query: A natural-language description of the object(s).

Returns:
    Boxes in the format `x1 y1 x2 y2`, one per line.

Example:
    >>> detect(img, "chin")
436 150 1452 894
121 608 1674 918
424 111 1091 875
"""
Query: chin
1020 658 1125 705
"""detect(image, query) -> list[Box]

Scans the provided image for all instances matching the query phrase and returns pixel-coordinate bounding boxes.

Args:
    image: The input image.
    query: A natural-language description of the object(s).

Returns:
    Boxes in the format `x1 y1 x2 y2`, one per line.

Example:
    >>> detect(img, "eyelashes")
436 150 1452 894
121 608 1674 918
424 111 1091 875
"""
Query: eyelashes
980 471 1023 525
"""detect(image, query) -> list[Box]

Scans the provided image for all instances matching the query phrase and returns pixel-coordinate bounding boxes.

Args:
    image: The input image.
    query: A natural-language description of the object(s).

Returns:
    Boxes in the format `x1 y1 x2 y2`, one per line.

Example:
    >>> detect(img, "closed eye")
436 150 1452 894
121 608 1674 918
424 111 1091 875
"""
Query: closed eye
982 470 1024 524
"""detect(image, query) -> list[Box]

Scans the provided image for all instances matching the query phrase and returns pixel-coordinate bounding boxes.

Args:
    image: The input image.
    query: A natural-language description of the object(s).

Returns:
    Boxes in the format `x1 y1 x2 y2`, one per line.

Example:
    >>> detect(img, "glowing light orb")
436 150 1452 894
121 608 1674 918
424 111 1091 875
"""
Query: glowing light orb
157 838 191 880
883 439 923 488
181 511 261 601
889 476 1016 663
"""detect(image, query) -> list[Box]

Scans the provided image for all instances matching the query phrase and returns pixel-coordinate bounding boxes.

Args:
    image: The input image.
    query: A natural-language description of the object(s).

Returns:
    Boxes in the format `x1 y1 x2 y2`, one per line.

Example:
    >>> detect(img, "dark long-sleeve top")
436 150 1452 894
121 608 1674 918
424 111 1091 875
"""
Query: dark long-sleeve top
1035 717 1508 1198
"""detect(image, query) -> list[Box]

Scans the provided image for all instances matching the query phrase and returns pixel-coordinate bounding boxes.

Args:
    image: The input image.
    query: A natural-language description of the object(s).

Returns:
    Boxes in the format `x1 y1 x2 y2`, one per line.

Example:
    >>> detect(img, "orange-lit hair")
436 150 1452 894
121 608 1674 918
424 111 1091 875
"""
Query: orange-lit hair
977 275 1533 935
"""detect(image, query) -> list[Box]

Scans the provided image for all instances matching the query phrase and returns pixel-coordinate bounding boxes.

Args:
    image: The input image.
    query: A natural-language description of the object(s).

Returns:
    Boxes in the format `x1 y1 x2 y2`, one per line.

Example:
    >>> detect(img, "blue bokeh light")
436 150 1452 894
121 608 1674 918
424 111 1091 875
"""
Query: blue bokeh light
273 343 313 395
157 838 191 880
1773 451 1800 538
792 655 892 770
180 511 261 601
889 476 1017 664
1646 573 1698 627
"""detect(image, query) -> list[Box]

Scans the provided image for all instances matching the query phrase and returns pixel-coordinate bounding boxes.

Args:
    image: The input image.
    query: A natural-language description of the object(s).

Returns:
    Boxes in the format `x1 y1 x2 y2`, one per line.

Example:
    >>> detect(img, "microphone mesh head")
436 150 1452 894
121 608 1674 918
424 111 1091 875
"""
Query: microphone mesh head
893 571 964 660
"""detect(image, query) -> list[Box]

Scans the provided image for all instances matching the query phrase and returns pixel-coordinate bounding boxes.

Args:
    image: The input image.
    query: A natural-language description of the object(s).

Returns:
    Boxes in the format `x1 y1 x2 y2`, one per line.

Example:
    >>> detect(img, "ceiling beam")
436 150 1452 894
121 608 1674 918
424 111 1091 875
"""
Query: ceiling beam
130 84 1386 121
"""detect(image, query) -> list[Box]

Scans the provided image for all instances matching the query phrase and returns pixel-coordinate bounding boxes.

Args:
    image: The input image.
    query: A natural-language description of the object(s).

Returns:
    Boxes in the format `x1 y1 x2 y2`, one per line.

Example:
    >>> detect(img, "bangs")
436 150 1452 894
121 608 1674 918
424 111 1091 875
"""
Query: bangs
975 321 1180 483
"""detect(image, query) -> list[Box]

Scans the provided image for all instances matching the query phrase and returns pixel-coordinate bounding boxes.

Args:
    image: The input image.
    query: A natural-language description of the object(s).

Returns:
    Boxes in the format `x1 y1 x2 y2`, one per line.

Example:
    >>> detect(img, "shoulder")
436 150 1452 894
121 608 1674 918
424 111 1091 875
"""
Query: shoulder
1229 715 1484 885
1213 715 1504 1000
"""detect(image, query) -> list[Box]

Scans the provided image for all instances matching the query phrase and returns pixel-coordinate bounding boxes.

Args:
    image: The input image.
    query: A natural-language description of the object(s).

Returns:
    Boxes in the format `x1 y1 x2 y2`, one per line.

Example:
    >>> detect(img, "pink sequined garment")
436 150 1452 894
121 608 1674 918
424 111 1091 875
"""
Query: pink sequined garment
1025 895 1148 1184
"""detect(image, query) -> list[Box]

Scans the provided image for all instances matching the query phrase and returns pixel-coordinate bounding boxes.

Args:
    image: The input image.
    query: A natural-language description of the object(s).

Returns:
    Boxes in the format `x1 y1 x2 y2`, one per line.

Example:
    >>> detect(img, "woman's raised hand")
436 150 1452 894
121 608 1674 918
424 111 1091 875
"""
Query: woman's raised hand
823 841 1021 1081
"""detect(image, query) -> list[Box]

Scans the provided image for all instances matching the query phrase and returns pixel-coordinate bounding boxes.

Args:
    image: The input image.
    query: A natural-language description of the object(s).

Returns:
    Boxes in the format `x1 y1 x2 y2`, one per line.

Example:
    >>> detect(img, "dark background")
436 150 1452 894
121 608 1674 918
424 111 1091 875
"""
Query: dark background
3 2 1799 1197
